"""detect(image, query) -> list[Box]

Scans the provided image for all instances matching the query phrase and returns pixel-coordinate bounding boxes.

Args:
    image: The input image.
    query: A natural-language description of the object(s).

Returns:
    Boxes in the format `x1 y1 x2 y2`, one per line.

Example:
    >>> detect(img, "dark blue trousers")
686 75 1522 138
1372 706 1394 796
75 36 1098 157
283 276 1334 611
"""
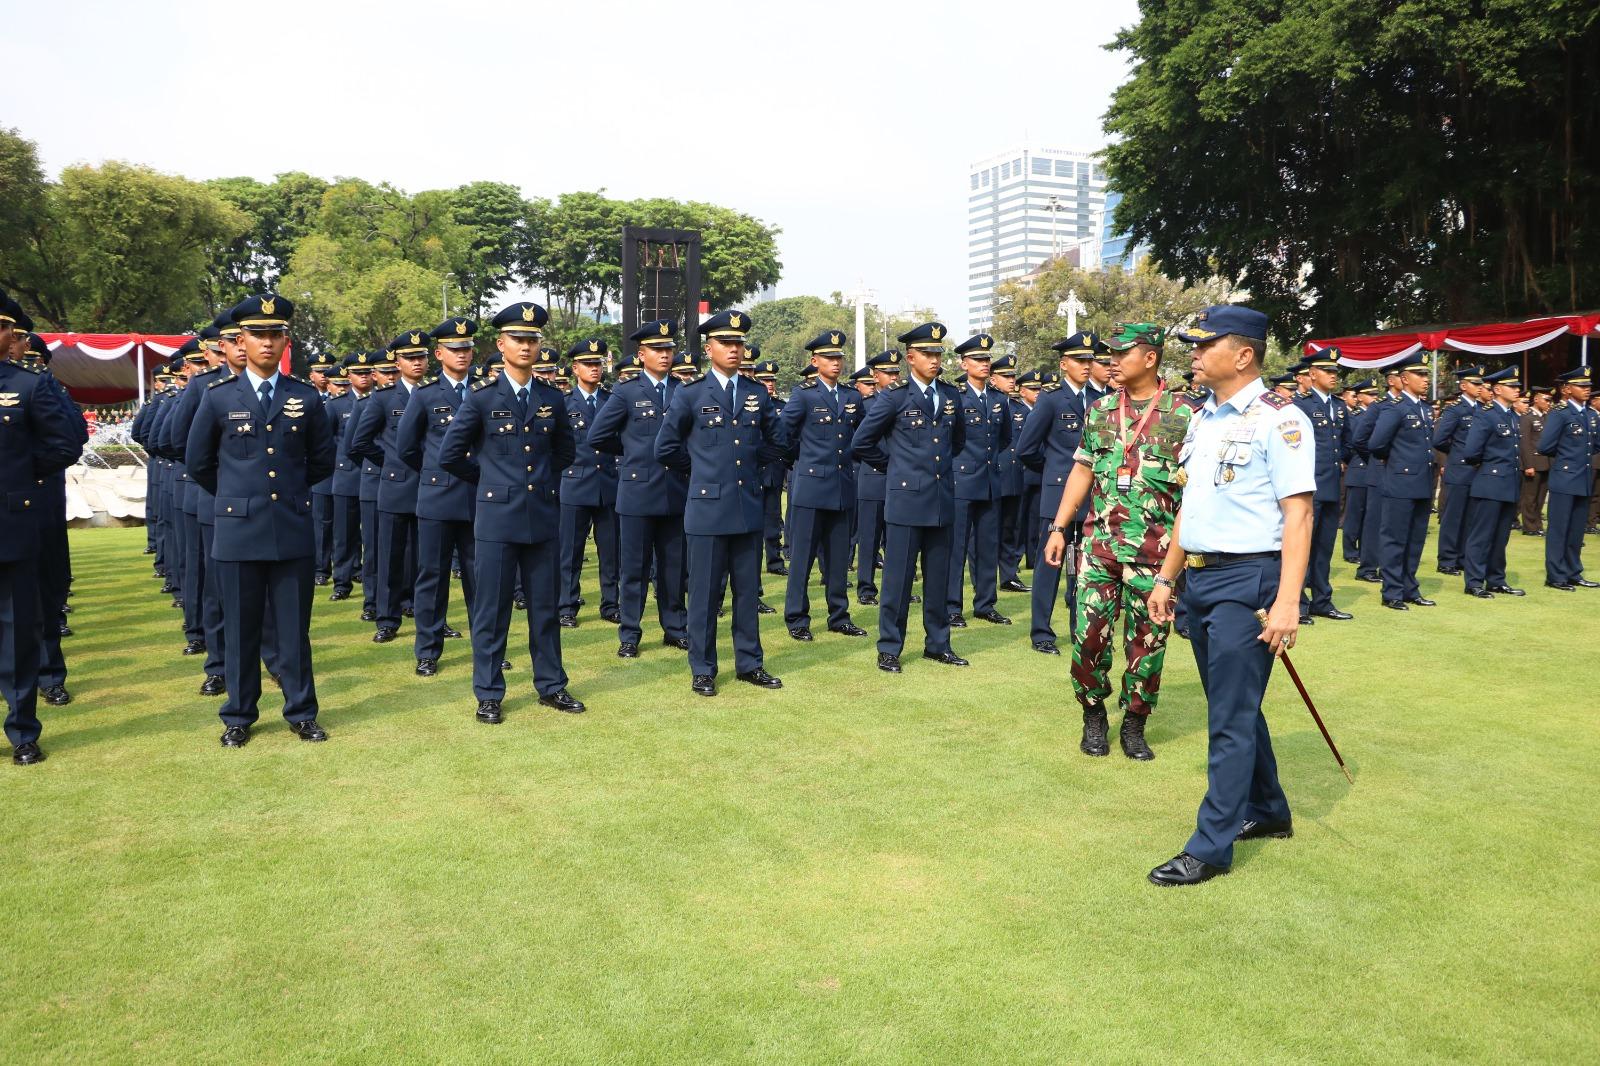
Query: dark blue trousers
1435 481 1470 569
1 558 42 748
1357 475 1385 579
762 487 785 567
312 493 334 578
330 493 361 593
879 522 953 657
1029 519 1079 646
617 514 687 647
948 497 1000 616
415 518 475 662
855 498 884 598
1341 485 1366 562
179 508 204 642
1300 499 1339 614
198 522 229 677
37 521 70 689
998 494 1025 585
1379 495 1429 601
1019 486 1040 569
686 530 765 678
162 486 181 590
470 540 566 700
1463 497 1515 590
1183 558 1291 868
559 503 618 617
376 511 417 630
359 498 379 610
1545 491 1589 584
785 505 850 631
216 557 317 728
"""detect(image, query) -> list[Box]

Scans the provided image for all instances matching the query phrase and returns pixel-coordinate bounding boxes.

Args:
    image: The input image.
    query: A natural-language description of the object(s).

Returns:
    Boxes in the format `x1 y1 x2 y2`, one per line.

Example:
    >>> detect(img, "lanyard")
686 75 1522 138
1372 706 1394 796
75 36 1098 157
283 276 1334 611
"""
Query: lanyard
1116 385 1164 471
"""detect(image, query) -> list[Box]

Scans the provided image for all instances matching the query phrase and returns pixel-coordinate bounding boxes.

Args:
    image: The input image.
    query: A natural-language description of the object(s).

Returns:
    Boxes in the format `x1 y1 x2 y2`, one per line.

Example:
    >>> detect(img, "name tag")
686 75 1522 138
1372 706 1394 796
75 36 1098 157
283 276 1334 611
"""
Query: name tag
491 410 513 418
701 405 721 414
228 411 250 420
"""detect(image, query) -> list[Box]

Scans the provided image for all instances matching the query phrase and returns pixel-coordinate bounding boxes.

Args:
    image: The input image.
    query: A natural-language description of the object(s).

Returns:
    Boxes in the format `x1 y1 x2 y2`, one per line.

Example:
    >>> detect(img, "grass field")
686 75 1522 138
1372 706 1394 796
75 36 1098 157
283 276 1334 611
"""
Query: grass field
3 525 1597 1064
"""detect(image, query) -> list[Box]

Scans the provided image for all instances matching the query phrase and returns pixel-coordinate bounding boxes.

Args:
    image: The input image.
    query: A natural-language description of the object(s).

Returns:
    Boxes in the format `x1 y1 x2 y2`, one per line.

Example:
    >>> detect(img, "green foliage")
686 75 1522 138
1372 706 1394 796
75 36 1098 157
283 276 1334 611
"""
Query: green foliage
1104 0 1600 342
742 296 933 392
204 171 329 307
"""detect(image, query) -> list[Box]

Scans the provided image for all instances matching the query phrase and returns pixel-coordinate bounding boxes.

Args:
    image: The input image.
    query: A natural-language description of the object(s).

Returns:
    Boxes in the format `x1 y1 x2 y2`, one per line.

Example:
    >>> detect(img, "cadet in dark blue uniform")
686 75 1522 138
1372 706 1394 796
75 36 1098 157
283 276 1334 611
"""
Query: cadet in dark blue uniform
779 330 868 642
1016 332 1100 654
1368 355 1438 609
1014 370 1045 573
946 334 1013 627
326 351 376 602
1293 349 1353 621
854 350 901 605
850 322 969 673
1536 368 1599 589
654 310 785 696
396 319 479 676
1340 380 1378 563
555 337 620 629
586 319 691 658
991 354 1030 593
1432 365 1485 575
1459 365 1526 597
1146 305 1315 886
350 349 390 621
438 302 584 721
307 354 337 585
184 295 336 747
160 337 213 651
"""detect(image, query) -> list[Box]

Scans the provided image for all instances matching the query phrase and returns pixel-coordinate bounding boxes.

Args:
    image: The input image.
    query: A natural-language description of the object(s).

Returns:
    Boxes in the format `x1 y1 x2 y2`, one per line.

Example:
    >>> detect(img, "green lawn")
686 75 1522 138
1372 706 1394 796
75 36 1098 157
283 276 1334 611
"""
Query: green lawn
4 525 1597 1064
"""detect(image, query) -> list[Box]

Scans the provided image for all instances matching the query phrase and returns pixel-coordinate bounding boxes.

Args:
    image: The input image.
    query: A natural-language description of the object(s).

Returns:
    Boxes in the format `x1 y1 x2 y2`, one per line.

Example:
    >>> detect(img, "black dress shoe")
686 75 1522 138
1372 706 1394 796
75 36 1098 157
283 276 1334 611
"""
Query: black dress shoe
829 621 868 637
1297 615 1315 626
539 689 586 714
877 653 902 673
289 720 328 742
663 635 690 650
1488 585 1525 597
220 725 251 748
756 600 777 615
1545 581 1575 591
1588 526 1600 535
41 685 71 706
58 622 72 637
999 579 1031 593
1148 852 1227 886
401 606 414 618
171 597 184 609
442 623 462 638
314 574 330 586
948 614 968 628
1405 597 1436 607
1356 572 1382 583
159 582 178 594
1236 819 1294 841
858 593 878 606
373 627 398 643
766 564 789 576
476 699 504 724
1312 608 1353 620
617 643 640 659
1437 566 1463 576
12 741 45 765
1521 529 1544 537
1080 706 1110 757
692 674 716 697
788 627 814 642
1176 628 1190 640
922 650 970 667
500 660 513 671
1382 599 1409 610
1466 587 1494 599
600 607 622 624
559 614 579 628
199 674 225 696
513 594 527 611
360 606 377 622
974 609 1012 625
909 593 922 604
737 668 783 689
415 658 438 677
182 639 207 655
1033 641 1060 655
329 588 350 601
451 567 463 579
143 546 156 554
1577 579 1600 589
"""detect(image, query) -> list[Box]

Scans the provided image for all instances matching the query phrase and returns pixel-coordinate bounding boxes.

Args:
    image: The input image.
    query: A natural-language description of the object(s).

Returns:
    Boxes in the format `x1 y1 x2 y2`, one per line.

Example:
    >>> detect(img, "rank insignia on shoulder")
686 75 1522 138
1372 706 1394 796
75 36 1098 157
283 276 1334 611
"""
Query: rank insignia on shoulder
472 379 493 391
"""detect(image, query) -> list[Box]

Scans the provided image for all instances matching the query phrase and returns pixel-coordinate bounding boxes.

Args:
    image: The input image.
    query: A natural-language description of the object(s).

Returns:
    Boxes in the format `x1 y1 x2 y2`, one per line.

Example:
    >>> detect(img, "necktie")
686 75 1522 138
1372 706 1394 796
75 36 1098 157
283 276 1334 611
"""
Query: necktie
727 377 737 410
515 387 528 416
455 382 466 404
926 385 937 419
587 394 597 416
656 381 666 411
257 380 272 411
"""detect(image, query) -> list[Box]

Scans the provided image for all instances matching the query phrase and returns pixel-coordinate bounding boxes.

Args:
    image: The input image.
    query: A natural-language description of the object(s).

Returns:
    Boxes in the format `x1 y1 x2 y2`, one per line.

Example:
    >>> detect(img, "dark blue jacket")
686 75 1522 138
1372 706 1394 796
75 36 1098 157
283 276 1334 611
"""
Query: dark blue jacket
310 390 334 496
850 377 966 527
161 365 230 520
184 373 336 561
326 392 364 497
1369 395 1437 500
558 385 618 509
1344 404 1373 488
437 374 574 544
343 393 381 503
654 372 784 536
1462 401 1521 503
1015 384 1089 520
397 374 478 522
779 377 862 512
1 361 84 558
349 381 420 515
586 372 688 517
952 383 1011 502
854 392 887 503
1294 389 1348 503
1001 395 1030 496
1431 397 1480 487
1537 400 1600 496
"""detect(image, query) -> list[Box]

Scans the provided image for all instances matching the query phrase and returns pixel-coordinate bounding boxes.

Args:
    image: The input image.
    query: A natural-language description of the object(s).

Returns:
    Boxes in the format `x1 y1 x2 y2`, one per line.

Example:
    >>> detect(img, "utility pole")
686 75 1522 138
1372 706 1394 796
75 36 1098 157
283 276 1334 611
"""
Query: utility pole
846 281 875 372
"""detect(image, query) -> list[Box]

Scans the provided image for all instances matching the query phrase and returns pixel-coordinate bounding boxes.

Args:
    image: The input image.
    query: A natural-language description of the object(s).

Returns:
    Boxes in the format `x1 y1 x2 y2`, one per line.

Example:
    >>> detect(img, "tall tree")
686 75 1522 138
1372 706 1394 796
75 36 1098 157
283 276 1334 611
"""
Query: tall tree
205 171 330 306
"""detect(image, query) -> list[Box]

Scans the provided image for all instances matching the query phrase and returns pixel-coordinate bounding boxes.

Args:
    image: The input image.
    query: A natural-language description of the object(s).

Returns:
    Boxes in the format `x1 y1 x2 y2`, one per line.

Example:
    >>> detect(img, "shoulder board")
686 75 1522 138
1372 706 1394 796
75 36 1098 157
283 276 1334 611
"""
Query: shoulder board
799 378 817 390
11 363 40 376
197 365 224 378
287 373 306 385
1259 391 1292 410
1042 382 1060 391
471 378 493 391
374 382 395 392
887 379 907 390
421 376 437 387
1386 394 1401 403
207 376 231 389
690 374 707 385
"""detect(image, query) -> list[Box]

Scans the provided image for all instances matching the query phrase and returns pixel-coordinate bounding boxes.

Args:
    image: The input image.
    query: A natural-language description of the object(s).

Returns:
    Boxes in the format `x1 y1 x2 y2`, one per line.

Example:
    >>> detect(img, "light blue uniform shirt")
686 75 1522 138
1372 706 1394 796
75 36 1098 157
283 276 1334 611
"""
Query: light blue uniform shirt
1178 376 1316 553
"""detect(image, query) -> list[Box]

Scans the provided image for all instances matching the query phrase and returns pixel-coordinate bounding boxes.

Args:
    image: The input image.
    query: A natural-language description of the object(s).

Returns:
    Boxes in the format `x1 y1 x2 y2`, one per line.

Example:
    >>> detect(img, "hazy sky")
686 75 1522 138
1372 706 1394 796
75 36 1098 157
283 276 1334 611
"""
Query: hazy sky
12 0 1140 332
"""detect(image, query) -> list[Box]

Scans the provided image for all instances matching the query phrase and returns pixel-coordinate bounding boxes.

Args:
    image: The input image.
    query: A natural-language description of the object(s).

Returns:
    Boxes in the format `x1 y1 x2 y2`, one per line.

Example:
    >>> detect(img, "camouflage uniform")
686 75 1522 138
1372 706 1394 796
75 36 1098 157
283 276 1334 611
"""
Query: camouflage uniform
1070 387 1191 717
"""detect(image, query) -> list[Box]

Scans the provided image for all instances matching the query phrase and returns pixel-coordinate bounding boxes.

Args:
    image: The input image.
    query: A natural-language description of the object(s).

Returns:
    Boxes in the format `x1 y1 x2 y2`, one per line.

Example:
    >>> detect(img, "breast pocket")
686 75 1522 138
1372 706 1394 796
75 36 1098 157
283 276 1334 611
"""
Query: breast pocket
224 424 259 459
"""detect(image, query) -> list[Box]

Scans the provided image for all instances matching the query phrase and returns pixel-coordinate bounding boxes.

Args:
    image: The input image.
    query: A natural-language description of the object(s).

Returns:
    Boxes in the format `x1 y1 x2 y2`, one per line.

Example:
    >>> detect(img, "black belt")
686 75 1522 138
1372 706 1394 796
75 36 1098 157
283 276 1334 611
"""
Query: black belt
1185 550 1280 570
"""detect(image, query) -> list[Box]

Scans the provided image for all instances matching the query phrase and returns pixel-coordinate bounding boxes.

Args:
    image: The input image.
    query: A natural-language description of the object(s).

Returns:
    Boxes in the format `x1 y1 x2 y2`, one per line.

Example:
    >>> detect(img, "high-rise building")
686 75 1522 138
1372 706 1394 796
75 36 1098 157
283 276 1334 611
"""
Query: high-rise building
966 146 1106 332
1097 190 1149 271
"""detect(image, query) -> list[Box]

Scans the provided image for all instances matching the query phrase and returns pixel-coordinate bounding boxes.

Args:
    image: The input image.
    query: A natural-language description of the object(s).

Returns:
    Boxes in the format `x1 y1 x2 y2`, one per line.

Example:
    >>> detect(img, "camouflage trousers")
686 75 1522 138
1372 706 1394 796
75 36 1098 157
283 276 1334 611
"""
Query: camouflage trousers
1070 555 1170 717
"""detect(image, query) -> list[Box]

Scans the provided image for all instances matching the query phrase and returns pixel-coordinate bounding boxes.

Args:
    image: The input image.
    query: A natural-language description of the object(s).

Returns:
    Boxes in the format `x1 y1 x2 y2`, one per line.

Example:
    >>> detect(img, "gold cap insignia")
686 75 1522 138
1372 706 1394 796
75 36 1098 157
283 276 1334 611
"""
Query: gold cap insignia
455 321 468 336
260 296 276 315
890 353 900 364
659 322 670 336
931 326 942 340
729 313 742 328
588 340 599 353
980 336 991 349
830 333 841 346
522 305 536 322
410 333 421 346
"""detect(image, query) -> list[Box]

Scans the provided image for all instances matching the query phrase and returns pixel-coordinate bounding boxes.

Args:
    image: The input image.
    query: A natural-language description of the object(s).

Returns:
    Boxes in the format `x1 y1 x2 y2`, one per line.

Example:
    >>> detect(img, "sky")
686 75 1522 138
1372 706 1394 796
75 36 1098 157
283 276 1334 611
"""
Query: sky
11 0 1141 332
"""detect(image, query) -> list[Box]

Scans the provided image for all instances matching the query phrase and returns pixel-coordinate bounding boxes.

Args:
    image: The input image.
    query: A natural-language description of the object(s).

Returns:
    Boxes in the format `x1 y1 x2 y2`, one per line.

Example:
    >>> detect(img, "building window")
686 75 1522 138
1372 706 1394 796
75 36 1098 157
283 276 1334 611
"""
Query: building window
970 174 979 190
982 171 990 187
1013 157 1022 172
1055 160 1072 176
1001 162 1011 179
1032 158 1050 175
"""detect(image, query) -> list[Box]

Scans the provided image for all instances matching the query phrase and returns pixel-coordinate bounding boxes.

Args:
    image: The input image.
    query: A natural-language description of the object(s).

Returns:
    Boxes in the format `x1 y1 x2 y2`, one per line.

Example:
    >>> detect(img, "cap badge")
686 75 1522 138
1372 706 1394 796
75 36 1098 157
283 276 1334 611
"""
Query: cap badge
455 321 468 336
588 340 599 353
260 296 276 316
659 322 670 336
931 326 942 340
522 305 536 322
730 313 742 329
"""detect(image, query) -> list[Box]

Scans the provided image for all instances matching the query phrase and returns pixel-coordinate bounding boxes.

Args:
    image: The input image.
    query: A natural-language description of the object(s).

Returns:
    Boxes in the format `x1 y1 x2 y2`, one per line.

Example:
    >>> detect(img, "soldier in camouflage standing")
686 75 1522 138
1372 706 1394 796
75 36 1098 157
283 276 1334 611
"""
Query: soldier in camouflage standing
1043 323 1191 761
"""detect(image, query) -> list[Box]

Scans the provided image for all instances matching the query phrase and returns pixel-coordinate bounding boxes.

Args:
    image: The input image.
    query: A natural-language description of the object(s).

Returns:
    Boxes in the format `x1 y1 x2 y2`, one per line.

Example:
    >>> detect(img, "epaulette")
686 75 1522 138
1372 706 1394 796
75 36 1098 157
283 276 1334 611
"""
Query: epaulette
373 382 395 392
471 378 493 391
285 373 305 385
207 376 231 389
799 378 817 390
887 378 906 390
197 364 224 378
9 362 40 376
689 373 708 385
1259 391 1292 410
1042 382 1060 391
421 375 437 387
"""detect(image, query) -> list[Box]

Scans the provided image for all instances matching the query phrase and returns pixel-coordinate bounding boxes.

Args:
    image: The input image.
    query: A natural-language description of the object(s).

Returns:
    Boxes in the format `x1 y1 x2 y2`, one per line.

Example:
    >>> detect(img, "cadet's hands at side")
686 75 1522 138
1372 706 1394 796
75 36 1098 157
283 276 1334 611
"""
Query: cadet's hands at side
1043 530 1066 568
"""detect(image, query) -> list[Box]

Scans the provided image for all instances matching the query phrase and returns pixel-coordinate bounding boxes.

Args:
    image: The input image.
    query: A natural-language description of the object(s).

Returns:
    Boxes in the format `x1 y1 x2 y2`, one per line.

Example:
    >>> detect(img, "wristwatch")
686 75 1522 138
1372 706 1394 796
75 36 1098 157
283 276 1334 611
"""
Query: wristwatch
1152 575 1176 590
1046 524 1068 534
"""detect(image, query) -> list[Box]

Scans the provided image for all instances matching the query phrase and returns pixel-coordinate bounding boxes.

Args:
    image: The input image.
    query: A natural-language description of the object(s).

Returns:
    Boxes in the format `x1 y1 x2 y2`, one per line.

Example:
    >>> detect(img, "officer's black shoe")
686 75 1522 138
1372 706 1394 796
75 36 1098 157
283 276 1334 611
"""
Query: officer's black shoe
692 674 717 697
1577 578 1600 589
42 685 71 706
922 650 970 667
909 593 922 604
788 627 814 642
1466 587 1494 598
1545 581 1575 591
171 597 184 609
829 622 868 637
1080 706 1110 757
663 635 690 651
400 606 414 618
329 588 350 601
1313 608 1354 620
1033 641 1060 655
617 643 640 659
1588 526 1600 535
1000 579 1031 593
600 608 621 624
948 614 968 628
1236 819 1294 841
220 725 251 748
360 606 377 622
1120 713 1154 761
1297 615 1315 626
737 668 783 689
1148 852 1226 887
451 567 463 579
539 690 586 714
1176 628 1191 640
373 627 398 644
12 742 45 765
1382 599 1409 610
352 575 363 585
877 653 902 673
159 582 178 594
182 639 206 656
58 622 72 637
476 700 504 724
975 609 1012 625
143 546 156 554
857 593 878 606
290 720 328 742
415 659 438 677
500 660 514 672
559 614 579 629
1520 529 1542 536
756 600 777 615
513 594 527 611
442 623 462 638
199 675 225 697
1405 597 1436 607
1436 566 1463 576
1489 585 1525 597
1356 572 1382 583
766 564 789 576
314 574 330 586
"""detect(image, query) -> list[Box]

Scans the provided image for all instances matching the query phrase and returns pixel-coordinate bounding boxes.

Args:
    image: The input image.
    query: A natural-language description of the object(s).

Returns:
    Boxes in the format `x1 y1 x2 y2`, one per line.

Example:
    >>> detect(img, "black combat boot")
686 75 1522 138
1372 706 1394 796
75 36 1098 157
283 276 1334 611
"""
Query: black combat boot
1120 712 1154 761
1080 704 1110 757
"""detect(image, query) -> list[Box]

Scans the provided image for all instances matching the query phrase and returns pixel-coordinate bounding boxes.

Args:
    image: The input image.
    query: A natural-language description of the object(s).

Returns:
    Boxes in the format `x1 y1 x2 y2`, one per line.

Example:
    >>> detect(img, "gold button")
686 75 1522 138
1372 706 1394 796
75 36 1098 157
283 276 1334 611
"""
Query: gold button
226 507 233 513
267 425 273 432
268 471 276 478
524 445 531 452
486 492 493 498
735 459 741 466
271 493 278 501
528 485 534 491
24 499 31 507
737 479 743 486
267 447 274 454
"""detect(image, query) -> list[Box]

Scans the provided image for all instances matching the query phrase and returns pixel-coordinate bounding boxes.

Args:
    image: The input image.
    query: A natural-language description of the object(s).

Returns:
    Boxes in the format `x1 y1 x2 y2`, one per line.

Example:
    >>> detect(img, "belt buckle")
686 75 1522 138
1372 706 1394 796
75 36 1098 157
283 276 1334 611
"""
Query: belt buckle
1186 554 1208 570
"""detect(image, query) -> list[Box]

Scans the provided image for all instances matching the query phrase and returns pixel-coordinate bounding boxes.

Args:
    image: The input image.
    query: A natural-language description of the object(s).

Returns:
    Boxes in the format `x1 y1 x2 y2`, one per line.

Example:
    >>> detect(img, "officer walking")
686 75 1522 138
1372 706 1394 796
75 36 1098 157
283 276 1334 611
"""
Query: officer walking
1293 349 1353 621
1146 305 1315 886
1519 386 1552 536
947 334 1013 627
438 301 585 720
1433 365 1485 575
1536 368 1599 590
557 338 621 629
850 322 969 673
1368 355 1438 610
854 350 902 605
184 294 336 747
1459 366 1526 598
345 349 388 622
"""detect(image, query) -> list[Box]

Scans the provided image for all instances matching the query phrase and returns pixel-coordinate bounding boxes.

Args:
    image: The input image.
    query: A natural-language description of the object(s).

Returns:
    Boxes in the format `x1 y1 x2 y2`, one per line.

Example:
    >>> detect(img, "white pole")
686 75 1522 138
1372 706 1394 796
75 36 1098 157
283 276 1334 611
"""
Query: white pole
855 294 867 372
1583 334 1590 368
136 344 145 406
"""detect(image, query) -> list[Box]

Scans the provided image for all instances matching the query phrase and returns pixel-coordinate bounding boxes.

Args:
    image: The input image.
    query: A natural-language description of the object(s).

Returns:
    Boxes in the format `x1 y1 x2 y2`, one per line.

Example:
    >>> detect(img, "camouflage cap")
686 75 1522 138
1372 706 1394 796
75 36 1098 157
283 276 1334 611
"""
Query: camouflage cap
1104 322 1166 351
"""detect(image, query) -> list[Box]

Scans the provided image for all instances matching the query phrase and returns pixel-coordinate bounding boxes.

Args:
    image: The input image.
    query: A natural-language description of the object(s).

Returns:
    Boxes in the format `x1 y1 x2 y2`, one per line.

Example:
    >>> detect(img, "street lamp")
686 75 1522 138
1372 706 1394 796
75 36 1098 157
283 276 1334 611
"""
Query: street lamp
845 280 875 371
1046 195 1062 258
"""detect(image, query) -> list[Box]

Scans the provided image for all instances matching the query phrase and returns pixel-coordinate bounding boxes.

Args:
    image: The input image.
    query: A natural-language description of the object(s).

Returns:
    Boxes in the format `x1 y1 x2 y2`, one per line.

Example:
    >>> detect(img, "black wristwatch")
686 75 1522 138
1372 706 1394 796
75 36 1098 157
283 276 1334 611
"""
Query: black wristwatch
1047 523 1068 534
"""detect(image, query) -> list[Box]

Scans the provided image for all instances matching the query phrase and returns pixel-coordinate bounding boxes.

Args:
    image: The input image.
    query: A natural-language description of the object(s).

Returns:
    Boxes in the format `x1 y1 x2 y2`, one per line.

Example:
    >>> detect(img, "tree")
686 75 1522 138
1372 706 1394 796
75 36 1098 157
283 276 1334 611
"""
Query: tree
205 171 330 306
450 180 532 317
1104 0 1600 343
280 234 458 354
